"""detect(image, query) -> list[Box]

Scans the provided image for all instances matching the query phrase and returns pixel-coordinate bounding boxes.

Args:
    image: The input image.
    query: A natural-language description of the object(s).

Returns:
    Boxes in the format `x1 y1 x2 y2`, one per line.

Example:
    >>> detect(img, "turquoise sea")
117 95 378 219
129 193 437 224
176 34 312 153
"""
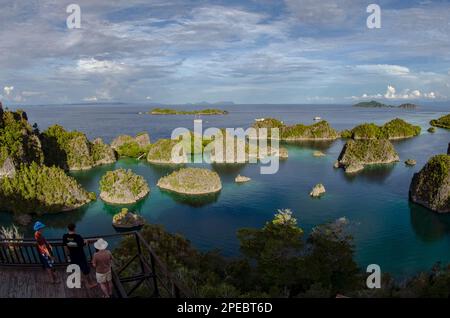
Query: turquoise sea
1 103 449 278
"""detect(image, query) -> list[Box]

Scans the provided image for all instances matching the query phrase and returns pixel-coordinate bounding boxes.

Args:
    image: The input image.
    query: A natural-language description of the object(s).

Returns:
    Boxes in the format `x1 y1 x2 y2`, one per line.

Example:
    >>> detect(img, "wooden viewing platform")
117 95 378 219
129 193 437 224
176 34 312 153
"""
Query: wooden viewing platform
0 231 190 298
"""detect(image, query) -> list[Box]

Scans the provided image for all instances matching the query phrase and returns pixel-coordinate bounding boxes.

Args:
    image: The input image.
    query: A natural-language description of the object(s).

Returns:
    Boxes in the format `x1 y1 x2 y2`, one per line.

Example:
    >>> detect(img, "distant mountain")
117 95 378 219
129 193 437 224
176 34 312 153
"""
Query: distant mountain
353 101 393 108
398 103 418 109
185 101 235 106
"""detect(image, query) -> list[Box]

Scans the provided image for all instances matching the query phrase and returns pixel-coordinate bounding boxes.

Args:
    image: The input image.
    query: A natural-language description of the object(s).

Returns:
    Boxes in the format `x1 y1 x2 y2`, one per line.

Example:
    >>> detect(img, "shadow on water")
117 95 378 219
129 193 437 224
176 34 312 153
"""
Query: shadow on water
211 162 247 175
146 162 186 178
409 202 450 243
339 163 396 184
36 206 89 231
159 189 220 207
101 199 147 216
282 139 337 151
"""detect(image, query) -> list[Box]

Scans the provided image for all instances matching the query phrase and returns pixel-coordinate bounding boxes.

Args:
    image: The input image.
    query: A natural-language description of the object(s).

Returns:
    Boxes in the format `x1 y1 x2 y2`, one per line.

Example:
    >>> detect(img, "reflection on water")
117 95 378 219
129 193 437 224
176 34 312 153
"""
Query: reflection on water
159 190 220 207
282 140 337 151
340 163 396 184
409 202 450 242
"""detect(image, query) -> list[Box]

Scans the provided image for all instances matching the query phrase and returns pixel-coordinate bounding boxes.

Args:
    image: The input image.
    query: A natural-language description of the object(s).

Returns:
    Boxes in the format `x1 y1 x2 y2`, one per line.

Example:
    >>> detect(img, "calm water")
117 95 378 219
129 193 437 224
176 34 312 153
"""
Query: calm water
1 103 450 278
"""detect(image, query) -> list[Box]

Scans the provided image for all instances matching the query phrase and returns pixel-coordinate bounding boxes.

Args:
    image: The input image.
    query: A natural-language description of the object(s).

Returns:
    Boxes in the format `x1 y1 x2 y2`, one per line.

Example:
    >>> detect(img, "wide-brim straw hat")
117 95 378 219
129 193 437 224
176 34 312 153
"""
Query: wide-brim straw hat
94 238 108 250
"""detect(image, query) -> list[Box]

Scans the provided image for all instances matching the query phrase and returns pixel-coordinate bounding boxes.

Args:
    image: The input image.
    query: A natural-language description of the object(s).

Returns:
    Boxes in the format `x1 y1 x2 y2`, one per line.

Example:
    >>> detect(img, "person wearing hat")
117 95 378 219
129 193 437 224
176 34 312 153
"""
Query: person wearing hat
34 221 58 284
92 238 113 298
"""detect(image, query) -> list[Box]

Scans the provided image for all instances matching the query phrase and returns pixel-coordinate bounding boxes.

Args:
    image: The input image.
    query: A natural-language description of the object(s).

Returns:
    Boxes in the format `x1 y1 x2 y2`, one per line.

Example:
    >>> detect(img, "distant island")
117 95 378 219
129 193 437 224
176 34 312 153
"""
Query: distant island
148 108 228 115
353 100 418 109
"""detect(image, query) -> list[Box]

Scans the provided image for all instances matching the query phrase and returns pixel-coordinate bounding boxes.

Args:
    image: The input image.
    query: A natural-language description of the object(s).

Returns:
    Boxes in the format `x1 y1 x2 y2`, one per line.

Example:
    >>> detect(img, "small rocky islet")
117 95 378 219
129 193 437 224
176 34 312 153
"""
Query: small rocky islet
99 168 150 204
310 183 326 197
157 167 222 195
334 139 400 173
112 208 146 229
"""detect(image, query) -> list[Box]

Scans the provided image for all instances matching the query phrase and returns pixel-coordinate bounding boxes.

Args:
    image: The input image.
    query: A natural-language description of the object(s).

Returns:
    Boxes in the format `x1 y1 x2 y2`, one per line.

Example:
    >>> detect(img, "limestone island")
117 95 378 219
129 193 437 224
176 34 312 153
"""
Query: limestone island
0 162 96 215
310 184 326 197
235 175 251 183
149 108 228 115
430 114 450 129
409 154 450 213
335 139 400 173
111 132 151 159
99 168 150 204
405 159 417 166
42 124 117 170
428 127 436 133
147 138 188 164
340 118 421 140
112 208 146 230
157 167 222 195
252 118 339 141
0 109 95 216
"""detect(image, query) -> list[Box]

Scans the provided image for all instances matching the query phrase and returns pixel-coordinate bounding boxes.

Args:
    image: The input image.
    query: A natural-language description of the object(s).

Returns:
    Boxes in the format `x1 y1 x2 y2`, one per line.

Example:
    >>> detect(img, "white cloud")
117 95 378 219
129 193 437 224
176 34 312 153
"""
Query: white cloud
4 86 14 96
354 65 410 76
353 85 438 100
83 96 98 102
75 58 127 75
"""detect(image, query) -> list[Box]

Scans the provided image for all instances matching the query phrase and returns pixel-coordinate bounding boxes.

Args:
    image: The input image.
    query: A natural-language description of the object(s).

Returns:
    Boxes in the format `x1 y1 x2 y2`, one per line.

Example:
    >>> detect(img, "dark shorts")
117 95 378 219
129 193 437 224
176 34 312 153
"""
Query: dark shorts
72 258 90 275
39 253 54 269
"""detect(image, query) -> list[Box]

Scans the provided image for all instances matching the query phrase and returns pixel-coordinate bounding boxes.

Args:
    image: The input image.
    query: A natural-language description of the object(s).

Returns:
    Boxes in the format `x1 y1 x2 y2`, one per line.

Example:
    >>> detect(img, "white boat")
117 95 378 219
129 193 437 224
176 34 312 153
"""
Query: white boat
255 118 265 122
313 116 322 121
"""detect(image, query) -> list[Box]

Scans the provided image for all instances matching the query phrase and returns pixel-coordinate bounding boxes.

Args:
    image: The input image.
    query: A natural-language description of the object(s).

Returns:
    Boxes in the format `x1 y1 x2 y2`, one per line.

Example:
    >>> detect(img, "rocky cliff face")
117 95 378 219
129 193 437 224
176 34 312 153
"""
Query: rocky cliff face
409 154 450 213
336 139 400 173
42 125 116 170
0 110 44 177
91 138 117 166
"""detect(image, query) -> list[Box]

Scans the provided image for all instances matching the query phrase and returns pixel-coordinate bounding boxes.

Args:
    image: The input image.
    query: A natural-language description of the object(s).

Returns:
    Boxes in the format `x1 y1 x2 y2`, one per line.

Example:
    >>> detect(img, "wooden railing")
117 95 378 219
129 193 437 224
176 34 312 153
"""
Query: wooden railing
0 231 190 298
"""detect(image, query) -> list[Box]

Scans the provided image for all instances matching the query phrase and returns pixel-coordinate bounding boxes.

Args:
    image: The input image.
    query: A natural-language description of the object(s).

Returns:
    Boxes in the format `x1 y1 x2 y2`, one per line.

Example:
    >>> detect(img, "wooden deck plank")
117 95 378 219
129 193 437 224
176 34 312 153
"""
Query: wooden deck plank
0 267 104 298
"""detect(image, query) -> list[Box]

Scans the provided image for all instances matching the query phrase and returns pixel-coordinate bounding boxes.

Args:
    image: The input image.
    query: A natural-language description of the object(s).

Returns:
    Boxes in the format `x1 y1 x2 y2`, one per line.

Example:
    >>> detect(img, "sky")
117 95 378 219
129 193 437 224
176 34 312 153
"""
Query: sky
0 0 450 105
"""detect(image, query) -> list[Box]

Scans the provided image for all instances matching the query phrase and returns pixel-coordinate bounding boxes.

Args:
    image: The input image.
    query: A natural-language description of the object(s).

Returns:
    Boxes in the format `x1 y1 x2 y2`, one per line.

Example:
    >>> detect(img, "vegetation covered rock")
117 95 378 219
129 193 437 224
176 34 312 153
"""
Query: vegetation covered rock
349 118 420 140
409 154 450 213
235 175 251 183
157 167 222 195
310 183 326 197
41 125 94 170
112 208 145 229
0 110 44 177
91 138 117 166
111 133 151 158
147 138 188 164
282 120 339 140
430 114 450 129
405 159 417 166
0 162 95 214
99 168 149 204
336 139 400 173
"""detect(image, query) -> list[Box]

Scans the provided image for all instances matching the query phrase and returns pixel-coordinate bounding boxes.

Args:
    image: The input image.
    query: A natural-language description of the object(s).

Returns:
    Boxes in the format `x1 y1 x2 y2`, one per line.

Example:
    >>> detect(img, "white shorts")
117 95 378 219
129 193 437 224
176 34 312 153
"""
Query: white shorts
96 271 112 284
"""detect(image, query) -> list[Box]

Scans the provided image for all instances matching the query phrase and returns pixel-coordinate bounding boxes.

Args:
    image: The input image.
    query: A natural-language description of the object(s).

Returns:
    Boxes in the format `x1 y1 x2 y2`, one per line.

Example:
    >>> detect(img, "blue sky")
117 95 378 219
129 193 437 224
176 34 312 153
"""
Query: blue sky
0 0 450 104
